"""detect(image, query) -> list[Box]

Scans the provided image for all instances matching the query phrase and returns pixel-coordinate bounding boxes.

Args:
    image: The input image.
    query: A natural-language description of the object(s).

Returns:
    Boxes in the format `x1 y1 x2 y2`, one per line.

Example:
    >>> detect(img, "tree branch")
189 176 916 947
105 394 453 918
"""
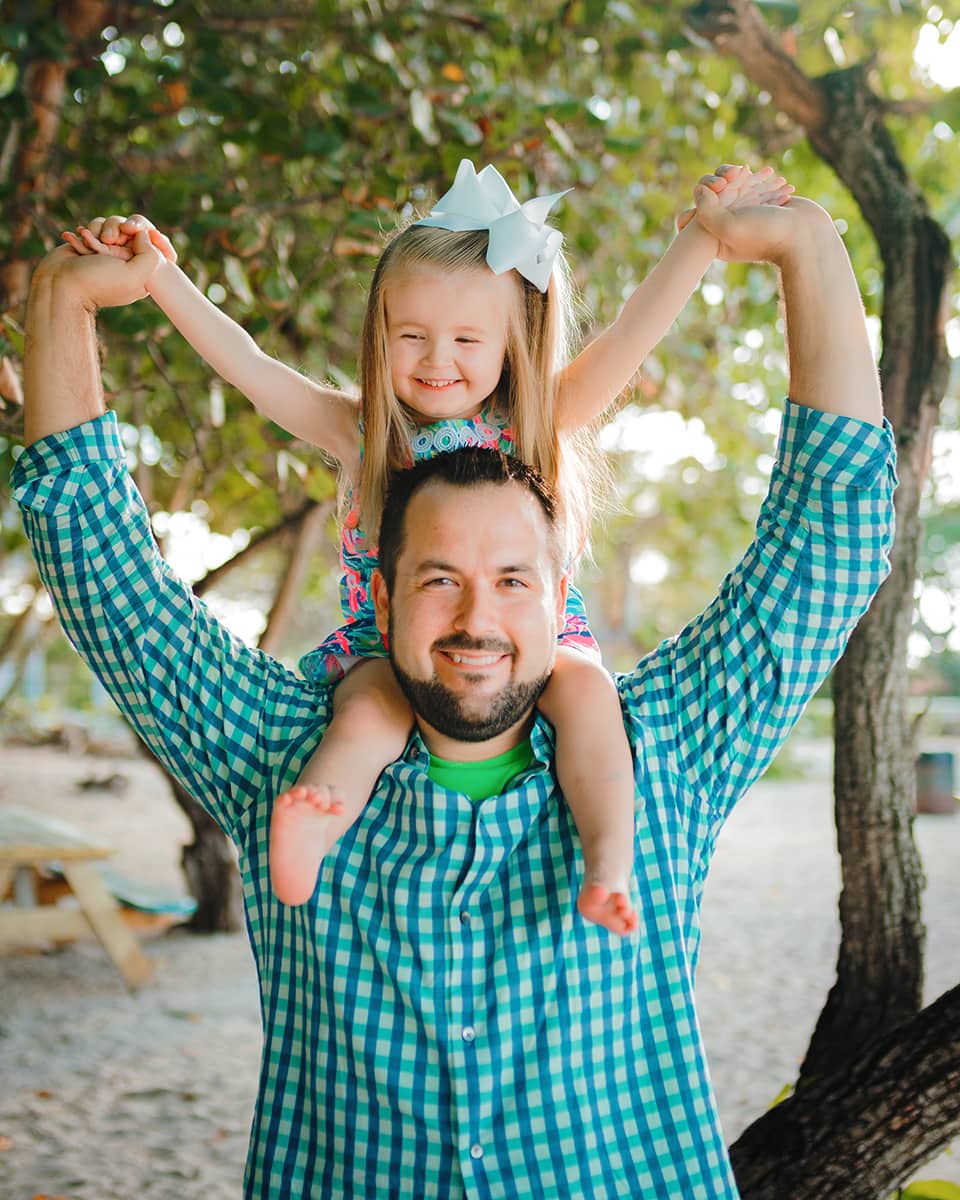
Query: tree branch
191 498 325 597
730 983 960 1198
684 0 827 129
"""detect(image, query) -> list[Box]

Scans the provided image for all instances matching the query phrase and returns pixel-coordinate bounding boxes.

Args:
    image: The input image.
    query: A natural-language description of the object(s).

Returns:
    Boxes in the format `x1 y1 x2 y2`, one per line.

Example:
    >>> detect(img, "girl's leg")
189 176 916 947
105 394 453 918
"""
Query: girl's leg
270 658 413 905
537 647 638 936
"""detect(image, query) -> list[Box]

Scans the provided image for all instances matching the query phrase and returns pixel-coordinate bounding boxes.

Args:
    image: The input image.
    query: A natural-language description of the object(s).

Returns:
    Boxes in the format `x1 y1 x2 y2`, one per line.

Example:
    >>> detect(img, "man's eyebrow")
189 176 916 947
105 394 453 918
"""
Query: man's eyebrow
414 559 460 574
412 560 537 575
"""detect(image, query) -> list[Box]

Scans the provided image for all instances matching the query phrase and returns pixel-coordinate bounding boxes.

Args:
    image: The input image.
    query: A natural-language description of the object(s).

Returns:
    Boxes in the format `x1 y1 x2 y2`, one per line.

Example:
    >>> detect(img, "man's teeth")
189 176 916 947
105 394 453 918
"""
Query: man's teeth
449 653 499 665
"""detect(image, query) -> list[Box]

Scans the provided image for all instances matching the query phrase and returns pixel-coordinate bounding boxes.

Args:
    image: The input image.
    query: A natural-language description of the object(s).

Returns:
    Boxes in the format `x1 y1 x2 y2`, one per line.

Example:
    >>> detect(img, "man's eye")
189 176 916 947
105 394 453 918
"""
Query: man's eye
424 576 454 587
500 577 526 589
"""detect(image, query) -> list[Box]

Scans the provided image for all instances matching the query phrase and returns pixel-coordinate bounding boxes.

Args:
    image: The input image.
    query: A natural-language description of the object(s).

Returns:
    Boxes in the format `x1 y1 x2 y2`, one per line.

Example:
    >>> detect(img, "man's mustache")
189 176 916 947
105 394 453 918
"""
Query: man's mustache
432 633 515 656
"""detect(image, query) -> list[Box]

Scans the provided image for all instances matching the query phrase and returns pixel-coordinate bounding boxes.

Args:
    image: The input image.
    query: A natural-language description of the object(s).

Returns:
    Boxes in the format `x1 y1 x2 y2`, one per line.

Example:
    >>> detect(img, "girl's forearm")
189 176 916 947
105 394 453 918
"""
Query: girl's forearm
144 258 360 463
558 219 719 431
615 218 718 359
146 260 263 392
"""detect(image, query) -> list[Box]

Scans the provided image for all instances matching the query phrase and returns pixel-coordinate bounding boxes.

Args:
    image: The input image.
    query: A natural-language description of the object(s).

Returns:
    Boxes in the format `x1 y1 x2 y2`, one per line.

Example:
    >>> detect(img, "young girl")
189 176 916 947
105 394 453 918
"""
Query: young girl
65 161 792 935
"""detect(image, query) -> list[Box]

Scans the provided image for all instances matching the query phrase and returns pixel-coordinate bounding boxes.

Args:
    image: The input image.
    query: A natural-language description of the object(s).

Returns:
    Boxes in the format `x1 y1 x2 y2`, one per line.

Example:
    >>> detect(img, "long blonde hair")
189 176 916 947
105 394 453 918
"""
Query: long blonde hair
356 222 601 558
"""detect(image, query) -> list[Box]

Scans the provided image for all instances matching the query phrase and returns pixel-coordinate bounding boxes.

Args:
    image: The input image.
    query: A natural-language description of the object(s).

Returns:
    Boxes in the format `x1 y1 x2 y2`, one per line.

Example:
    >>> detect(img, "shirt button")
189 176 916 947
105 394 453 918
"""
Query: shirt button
462 1025 476 1042
470 1144 483 1160
460 911 471 925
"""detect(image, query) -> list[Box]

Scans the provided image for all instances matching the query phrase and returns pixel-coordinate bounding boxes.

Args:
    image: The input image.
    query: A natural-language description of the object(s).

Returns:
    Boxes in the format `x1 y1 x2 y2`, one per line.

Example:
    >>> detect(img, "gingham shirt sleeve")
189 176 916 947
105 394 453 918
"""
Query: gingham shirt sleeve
621 399 897 825
12 413 328 838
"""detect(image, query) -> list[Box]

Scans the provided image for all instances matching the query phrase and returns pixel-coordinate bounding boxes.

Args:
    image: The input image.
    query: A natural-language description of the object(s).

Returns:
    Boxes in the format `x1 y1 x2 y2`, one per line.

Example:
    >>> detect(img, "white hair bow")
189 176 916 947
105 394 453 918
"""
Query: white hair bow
415 159 569 293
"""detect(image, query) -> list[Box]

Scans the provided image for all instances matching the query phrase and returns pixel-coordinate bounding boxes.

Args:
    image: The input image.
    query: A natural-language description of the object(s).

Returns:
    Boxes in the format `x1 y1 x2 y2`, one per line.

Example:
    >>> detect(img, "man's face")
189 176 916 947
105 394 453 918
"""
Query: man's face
372 481 567 752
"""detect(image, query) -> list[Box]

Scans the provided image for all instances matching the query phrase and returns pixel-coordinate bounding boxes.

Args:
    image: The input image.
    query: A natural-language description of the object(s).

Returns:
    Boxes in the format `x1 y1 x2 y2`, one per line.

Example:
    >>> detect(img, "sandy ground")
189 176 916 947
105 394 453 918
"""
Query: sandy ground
0 737 958 1199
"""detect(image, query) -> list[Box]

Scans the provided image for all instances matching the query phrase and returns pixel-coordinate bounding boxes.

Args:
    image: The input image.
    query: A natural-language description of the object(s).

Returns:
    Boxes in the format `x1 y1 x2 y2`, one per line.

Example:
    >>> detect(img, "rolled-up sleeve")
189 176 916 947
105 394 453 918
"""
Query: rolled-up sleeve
13 413 329 839
621 399 897 826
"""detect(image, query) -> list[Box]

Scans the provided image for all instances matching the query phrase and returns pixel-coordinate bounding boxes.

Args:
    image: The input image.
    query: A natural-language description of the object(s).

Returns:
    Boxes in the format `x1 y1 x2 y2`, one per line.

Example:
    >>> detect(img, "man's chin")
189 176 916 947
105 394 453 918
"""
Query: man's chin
391 662 550 744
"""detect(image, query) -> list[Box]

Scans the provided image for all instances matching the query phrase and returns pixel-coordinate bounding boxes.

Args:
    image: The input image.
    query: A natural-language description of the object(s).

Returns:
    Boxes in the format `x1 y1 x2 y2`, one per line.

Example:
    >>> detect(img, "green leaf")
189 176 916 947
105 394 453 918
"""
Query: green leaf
0 56 17 99
893 1185 960 1200
223 256 254 306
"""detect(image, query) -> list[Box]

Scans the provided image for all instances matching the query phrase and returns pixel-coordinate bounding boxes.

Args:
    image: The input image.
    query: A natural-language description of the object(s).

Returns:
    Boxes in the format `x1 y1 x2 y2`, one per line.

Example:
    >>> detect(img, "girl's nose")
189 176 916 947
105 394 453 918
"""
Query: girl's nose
420 338 452 366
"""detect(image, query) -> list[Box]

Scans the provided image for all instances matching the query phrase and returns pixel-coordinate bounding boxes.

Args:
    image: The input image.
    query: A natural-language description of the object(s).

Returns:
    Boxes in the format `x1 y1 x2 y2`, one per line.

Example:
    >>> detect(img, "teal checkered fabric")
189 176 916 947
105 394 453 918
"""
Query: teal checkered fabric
13 400 896 1199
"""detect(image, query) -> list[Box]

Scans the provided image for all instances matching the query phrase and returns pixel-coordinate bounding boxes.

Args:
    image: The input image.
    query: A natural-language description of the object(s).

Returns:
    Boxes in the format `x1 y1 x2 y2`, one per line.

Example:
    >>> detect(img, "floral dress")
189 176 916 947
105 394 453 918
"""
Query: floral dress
298 407 600 684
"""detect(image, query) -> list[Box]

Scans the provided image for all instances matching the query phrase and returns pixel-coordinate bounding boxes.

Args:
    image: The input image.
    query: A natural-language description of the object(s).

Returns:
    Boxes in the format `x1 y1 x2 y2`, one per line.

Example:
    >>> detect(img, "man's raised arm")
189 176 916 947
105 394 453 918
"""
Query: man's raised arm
622 178 894 838
23 234 161 443
17 237 327 842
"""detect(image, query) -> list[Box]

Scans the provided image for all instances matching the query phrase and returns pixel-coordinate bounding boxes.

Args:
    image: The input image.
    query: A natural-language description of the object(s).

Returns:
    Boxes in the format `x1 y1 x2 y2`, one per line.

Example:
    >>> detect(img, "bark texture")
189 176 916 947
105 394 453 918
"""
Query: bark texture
685 0 956 1190
1 1 116 316
729 984 960 1200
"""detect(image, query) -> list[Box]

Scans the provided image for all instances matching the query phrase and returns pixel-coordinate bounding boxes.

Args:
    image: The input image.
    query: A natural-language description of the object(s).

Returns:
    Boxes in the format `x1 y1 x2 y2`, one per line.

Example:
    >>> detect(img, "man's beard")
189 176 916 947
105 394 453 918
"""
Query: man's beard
389 629 551 743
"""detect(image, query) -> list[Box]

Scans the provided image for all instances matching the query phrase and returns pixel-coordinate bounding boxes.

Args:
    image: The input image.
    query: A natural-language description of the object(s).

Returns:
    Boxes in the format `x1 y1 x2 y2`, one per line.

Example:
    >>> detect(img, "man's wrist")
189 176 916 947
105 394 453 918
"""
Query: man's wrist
771 197 840 272
31 251 97 314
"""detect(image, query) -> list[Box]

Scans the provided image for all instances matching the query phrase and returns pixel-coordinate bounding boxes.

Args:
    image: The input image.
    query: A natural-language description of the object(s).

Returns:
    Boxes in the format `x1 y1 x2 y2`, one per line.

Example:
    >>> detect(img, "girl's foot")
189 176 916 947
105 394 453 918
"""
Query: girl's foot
269 784 345 906
577 882 639 937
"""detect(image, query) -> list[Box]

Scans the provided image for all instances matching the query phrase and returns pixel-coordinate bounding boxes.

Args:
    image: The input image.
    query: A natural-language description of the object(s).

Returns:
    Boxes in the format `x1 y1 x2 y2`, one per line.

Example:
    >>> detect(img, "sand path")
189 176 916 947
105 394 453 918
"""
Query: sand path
1 740 957 1197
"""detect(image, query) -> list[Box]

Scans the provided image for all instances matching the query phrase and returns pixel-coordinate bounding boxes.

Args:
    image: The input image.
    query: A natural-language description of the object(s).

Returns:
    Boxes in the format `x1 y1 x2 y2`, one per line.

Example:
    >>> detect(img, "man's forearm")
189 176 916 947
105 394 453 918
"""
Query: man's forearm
777 208 883 426
24 267 105 446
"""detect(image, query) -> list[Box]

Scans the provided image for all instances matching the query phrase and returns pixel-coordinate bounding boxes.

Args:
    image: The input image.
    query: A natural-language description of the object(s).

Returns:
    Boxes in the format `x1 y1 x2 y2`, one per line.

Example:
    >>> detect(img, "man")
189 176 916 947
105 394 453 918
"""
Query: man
15 174 895 1198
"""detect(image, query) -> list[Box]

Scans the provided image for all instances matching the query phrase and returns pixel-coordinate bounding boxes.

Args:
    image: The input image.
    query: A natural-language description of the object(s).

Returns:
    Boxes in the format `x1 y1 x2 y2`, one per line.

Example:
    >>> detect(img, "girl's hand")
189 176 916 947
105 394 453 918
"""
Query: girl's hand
61 213 177 265
677 164 794 237
691 173 831 268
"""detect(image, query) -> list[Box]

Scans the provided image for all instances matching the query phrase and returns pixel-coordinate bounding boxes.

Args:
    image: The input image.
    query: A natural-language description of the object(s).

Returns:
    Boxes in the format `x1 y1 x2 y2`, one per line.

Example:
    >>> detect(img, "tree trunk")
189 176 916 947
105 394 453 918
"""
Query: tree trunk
685 0 958 1181
257 500 333 656
171 777 245 933
729 984 960 1200
0 1 116 317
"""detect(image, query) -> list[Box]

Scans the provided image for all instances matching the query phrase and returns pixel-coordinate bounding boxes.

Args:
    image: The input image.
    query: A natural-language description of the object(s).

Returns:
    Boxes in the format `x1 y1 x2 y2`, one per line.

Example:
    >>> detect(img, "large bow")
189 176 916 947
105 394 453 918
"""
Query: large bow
415 160 569 293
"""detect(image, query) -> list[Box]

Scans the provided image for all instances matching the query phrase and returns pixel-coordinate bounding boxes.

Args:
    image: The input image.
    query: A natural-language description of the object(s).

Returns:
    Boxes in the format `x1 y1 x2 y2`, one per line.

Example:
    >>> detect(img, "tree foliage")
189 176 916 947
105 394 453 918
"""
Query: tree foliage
2 1 954 663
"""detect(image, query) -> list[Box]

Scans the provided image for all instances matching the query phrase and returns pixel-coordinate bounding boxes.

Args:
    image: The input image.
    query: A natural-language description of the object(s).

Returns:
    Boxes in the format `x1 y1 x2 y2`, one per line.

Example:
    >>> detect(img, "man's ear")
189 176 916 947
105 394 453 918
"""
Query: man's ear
555 569 568 627
371 569 390 636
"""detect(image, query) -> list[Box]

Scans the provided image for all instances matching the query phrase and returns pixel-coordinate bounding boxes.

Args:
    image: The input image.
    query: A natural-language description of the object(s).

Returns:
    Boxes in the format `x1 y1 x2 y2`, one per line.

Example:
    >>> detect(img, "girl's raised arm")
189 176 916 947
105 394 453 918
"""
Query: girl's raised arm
67 215 360 478
555 166 792 434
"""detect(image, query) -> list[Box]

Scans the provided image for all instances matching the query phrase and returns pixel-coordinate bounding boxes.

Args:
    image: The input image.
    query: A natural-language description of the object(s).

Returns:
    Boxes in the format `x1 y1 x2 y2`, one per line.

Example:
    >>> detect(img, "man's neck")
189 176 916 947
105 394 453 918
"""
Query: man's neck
415 711 535 762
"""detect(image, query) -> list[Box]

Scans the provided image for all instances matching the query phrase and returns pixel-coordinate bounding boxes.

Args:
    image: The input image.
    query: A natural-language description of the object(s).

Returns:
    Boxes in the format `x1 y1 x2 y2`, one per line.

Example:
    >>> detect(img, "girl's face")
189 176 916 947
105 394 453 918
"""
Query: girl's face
384 265 517 424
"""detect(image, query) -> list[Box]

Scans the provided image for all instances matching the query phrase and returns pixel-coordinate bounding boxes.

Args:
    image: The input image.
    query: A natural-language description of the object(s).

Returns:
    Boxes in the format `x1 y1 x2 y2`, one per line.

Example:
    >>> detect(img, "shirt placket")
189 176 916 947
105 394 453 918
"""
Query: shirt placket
446 796 509 1198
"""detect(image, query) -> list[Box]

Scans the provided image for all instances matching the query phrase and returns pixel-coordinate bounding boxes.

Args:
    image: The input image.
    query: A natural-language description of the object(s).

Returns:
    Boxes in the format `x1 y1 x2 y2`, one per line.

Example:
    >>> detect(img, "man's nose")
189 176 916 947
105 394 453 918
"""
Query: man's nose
452 583 497 634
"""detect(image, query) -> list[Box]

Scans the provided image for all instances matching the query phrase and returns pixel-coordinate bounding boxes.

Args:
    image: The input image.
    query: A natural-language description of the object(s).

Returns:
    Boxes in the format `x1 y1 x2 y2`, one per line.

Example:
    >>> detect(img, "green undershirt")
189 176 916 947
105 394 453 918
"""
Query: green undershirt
427 738 536 802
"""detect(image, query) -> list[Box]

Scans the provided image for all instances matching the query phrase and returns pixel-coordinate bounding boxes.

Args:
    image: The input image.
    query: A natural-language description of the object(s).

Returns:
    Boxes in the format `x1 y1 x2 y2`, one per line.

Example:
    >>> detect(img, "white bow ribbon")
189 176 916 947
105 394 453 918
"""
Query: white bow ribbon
415 160 569 292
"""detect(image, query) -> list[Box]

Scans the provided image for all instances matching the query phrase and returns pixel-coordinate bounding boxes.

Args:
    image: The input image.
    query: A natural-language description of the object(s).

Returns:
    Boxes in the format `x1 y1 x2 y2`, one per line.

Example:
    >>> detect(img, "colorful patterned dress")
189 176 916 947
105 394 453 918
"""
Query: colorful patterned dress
298 407 600 684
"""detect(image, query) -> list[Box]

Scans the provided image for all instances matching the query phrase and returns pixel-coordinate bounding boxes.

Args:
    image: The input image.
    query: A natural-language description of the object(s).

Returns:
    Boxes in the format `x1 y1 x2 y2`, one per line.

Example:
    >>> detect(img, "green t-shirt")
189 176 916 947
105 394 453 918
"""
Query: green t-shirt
427 738 535 802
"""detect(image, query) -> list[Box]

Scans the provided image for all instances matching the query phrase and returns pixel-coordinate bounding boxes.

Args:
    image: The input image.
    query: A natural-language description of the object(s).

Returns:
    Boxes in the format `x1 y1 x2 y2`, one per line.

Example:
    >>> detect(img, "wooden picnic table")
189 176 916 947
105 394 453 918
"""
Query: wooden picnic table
0 804 153 989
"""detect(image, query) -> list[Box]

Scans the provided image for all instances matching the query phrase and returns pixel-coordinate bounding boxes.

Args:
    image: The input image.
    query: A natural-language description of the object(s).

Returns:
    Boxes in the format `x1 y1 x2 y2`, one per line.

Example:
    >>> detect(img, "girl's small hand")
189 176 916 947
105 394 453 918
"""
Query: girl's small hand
676 164 794 234
62 214 177 265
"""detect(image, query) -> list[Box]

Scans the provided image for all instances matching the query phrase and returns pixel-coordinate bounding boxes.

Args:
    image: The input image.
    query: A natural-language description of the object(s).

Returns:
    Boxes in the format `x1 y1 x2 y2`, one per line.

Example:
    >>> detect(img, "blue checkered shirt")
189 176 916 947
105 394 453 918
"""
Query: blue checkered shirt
13 400 896 1199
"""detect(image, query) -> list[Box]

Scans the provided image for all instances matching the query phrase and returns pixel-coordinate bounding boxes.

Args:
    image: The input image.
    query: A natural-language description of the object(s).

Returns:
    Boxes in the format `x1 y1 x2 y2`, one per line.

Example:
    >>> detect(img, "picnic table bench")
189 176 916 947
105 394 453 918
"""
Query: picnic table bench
0 804 153 989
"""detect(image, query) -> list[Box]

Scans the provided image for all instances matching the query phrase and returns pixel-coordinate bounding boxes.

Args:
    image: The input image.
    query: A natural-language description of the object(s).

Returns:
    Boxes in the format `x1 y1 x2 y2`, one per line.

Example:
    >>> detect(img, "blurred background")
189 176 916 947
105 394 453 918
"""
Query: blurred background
1 0 957 724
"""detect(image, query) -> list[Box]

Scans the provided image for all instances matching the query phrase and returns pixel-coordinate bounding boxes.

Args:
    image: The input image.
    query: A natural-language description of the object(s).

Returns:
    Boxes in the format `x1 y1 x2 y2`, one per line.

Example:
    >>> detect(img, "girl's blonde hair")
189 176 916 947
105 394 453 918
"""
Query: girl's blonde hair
356 222 602 559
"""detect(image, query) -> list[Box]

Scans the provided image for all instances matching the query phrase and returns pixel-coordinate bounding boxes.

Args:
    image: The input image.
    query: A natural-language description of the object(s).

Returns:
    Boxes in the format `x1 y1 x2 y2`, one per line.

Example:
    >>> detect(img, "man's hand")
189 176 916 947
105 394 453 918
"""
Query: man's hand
63 212 178 267
677 163 793 239
41 220 163 310
685 165 832 267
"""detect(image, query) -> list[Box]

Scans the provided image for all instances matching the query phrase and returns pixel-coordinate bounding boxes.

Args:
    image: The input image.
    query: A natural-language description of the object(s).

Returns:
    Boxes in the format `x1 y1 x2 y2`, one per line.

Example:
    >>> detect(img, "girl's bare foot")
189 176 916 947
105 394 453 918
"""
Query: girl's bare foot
269 784 345 906
577 882 639 937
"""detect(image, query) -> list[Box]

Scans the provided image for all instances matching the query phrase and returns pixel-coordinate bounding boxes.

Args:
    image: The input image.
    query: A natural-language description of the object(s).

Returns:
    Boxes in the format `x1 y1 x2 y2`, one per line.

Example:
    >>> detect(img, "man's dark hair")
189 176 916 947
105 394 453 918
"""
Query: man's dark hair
378 448 561 591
